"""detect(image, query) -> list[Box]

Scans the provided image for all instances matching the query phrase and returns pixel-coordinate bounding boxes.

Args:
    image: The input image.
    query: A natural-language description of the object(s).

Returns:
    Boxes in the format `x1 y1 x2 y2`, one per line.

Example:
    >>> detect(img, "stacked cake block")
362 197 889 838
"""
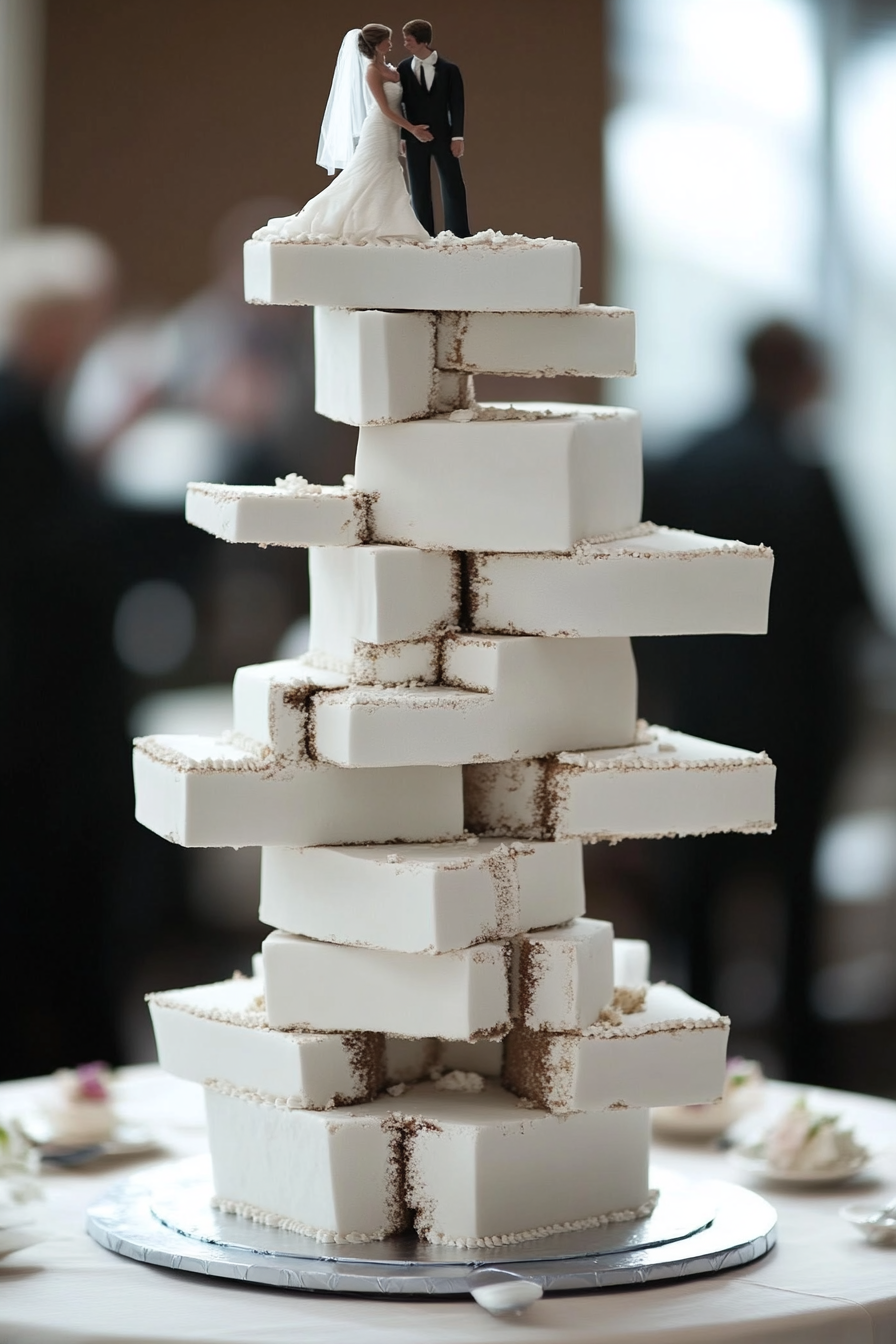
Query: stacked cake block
141 236 774 1247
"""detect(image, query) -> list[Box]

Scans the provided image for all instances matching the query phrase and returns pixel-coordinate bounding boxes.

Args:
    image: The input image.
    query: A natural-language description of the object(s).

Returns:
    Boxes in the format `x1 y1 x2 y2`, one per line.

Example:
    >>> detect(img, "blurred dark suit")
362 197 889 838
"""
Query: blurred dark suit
0 366 129 1079
643 385 866 1083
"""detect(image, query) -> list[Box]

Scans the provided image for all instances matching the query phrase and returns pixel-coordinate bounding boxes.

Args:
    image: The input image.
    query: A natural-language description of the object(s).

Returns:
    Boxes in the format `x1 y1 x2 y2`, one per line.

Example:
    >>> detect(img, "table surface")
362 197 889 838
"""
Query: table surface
0 1066 894 1344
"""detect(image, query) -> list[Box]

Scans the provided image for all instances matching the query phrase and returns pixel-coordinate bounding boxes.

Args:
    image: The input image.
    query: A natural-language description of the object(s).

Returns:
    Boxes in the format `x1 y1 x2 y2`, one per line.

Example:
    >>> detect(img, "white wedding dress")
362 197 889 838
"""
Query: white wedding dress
257 80 430 246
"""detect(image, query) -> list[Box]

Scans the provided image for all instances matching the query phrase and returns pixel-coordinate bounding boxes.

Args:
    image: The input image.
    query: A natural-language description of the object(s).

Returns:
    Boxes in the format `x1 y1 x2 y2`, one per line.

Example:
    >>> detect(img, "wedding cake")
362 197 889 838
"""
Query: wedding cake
140 230 775 1247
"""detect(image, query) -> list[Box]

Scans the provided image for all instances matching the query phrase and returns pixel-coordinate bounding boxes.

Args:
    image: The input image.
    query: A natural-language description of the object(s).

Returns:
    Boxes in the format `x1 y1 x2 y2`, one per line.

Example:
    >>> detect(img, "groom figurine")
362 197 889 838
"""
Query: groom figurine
398 20 470 237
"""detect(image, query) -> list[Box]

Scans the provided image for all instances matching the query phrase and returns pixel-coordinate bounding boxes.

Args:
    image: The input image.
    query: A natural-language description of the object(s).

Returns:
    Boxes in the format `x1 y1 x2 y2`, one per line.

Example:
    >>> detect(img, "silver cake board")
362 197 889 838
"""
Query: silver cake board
86 1154 776 1296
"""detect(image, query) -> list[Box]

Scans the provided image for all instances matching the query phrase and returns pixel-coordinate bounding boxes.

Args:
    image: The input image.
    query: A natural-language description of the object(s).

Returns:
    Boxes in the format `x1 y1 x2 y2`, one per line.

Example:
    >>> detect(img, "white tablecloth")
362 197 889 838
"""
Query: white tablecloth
0 1066 894 1344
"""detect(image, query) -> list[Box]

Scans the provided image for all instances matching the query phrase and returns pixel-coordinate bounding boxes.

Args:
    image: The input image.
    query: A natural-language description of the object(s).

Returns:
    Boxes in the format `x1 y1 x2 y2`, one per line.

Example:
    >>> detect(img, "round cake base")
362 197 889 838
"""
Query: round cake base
86 1154 776 1295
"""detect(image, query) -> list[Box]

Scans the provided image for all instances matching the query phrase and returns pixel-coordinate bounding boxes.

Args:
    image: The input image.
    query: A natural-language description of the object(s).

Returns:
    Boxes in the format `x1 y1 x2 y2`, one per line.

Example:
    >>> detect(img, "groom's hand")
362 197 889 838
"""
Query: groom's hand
451 139 464 158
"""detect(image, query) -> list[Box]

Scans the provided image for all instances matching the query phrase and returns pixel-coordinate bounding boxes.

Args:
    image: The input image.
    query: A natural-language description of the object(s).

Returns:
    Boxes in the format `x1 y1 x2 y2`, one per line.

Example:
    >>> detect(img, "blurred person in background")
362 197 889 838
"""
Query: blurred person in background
0 227 130 1080
642 321 869 1085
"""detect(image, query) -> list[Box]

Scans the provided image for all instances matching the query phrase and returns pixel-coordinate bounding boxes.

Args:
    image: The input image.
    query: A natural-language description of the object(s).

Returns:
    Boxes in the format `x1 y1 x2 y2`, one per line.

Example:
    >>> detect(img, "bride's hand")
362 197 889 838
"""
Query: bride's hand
412 124 434 142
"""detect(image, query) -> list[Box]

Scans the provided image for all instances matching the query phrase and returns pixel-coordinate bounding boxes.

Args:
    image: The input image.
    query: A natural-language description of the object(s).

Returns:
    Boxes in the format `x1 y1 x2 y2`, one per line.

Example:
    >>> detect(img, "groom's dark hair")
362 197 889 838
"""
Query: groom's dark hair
402 19 433 44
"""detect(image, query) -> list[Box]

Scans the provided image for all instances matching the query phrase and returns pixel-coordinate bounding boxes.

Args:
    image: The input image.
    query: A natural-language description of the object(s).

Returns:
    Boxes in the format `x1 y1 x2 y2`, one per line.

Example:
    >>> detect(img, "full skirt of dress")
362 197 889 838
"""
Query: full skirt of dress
257 81 430 245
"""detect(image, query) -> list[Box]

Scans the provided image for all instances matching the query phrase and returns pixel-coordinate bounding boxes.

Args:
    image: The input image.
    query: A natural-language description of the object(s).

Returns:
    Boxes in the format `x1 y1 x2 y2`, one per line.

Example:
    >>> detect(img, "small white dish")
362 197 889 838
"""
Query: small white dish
731 1143 871 1187
34 1124 158 1167
840 1201 896 1246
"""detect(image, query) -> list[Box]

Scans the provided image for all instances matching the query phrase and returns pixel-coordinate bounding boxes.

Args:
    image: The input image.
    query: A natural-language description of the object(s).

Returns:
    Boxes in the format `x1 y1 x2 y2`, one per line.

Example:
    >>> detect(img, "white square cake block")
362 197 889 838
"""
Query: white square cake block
309 545 458 662
205 1080 649 1245
503 984 729 1114
244 238 581 312
405 1085 650 1245
513 918 615 1031
436 306 635 378
232 660 347 756
311 636 637 768
259 838 584 954
355 405 642 552
463 725 776 841
614 938 651 987
468 527 774 637
314 308 436 425
186 481 367 547
132 736 463 847
263 930 510 1040
147 977 383 1108
205 1083 400 1241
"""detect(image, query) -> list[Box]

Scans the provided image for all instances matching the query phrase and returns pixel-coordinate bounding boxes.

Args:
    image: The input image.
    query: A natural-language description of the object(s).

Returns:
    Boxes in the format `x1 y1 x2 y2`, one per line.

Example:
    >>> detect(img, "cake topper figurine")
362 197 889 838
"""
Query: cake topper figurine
266 25 434 246
398 20 470 238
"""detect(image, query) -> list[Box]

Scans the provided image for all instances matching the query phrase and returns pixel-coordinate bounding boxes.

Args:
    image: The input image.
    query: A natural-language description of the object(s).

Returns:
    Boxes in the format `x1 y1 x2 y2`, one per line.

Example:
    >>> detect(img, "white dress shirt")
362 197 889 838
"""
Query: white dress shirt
412 50 462 140
413 50 438 89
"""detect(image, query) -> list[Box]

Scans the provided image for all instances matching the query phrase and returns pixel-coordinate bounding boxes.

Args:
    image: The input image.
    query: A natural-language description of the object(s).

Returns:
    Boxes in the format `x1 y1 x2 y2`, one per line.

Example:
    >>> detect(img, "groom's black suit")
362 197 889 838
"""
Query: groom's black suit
398 56 470 238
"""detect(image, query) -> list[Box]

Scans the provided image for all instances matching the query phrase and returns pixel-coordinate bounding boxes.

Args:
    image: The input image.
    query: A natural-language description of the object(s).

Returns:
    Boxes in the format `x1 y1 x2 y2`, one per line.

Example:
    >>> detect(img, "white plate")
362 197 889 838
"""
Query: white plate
0 1218 49 1258
731 1144 871 1187
840 1202 896 1245
36 1125 159 1167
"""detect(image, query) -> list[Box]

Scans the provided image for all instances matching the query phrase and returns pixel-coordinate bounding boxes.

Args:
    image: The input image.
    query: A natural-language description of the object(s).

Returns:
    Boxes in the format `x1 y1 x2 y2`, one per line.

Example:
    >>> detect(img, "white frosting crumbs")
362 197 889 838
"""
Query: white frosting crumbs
252 223 571 251
386 1083 407 1097
581 1014 729 1040
433 1070 485 1093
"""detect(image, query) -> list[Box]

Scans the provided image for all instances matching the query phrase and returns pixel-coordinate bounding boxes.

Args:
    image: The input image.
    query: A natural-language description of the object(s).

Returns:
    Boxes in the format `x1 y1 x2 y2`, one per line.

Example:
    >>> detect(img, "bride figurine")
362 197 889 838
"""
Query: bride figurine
257 26 434 246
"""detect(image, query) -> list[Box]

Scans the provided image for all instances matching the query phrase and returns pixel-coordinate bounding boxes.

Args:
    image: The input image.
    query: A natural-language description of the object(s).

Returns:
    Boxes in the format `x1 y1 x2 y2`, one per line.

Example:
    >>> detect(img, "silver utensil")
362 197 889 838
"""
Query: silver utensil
468 1267 543 1316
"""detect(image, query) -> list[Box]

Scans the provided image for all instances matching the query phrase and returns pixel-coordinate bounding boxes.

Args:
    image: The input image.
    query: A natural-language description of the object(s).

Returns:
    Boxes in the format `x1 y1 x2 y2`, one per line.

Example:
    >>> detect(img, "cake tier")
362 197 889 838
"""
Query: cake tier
464 724 776 841
184 484 774 641
148 976 383 1109
185 479 366 547
437 307 635 379
467 526 773 637
355 405 642 552
511 919 615 1032
262 916 614 1040
309 544 458 662
244 236 581 312
133 736 463 847
205 1078 651 1246
313 308 469 426
245 636 637 768
262 930 511 1040
259 839 584 954
313 306 635 428
503 985 729 1114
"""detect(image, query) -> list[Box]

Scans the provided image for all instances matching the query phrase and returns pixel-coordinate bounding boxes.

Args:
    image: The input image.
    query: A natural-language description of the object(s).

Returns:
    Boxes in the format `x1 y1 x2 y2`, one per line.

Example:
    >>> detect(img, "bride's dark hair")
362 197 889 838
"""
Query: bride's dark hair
358 23 391 58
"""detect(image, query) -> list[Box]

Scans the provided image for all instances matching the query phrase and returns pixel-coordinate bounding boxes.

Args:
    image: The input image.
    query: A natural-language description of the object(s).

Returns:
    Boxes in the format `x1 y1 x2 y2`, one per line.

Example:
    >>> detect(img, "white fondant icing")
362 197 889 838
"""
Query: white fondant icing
148 977 382 1108
309 545 458 663
468 526 773 637
309 636 637 768
133 736 463 847
204 1078 651 1246
504 983 729 1114
355 404 642 552
262 930 510 1040
464 724 776 842
513 918 615 1031
244 236 581 312
185 479 368 547
436 306 636 378
259 839 584 954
